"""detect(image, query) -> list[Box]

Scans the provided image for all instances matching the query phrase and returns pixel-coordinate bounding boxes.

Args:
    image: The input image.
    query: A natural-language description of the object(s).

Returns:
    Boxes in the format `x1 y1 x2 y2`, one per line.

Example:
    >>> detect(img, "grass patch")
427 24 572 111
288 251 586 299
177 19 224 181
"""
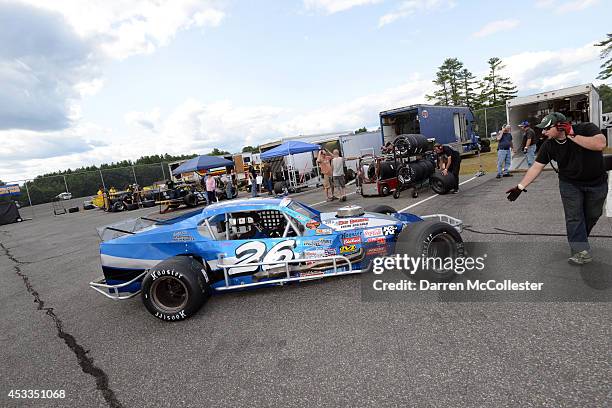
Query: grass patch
459 140 500 175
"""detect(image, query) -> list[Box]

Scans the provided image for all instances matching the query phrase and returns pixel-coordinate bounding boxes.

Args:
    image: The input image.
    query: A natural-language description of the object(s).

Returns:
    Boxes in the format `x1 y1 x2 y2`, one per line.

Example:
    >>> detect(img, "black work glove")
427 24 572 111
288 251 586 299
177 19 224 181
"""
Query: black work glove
506 186 526 201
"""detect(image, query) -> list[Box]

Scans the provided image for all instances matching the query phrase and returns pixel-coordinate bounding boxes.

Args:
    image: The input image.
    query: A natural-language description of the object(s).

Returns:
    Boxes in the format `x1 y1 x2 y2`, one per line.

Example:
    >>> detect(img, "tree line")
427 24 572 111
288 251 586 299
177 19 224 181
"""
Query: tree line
426 57 517 109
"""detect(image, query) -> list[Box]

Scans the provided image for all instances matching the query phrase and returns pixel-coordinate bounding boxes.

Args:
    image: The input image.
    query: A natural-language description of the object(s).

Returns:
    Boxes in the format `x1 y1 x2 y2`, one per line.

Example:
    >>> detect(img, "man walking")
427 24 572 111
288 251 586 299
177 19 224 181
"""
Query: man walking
496 125 514 179
519 120 538 167
205 173 217 204
506 112 608 265
248 165 258 198
317 149 334 201
331 149 349 201
433 143 462 193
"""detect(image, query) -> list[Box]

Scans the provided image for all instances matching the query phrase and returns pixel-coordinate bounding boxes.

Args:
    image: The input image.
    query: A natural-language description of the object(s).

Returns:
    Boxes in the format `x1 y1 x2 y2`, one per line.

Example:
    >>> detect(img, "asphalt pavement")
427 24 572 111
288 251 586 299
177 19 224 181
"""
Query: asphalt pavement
1 172 611 407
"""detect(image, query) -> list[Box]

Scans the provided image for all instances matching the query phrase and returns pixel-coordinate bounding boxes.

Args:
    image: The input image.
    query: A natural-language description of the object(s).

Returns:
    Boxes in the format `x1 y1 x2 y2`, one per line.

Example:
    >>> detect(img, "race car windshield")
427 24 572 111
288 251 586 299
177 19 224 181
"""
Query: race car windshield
287 202 318 219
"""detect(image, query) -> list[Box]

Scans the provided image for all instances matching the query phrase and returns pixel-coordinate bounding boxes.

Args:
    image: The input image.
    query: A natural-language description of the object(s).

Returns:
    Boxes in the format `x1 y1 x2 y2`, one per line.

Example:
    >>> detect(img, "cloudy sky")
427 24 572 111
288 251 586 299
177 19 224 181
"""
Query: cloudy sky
1 0 610 181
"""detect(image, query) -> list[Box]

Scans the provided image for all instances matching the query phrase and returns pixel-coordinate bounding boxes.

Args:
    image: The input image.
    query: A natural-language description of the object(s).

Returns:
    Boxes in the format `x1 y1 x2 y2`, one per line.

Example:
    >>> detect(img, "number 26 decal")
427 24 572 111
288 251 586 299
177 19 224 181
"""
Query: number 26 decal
229 240 296 275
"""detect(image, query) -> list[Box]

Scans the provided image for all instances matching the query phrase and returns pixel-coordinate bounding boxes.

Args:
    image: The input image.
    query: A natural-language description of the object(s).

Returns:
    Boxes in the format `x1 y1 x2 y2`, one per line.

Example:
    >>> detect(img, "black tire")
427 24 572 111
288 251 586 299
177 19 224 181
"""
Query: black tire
429 172 455 195
111 201 124 212
125 203 139 211
395 220 464 282
345 168 356 182
183 193 198 207
365 205 397 215
273 181 285 195
380 184 390 196
141 256 212 321
142 200 156 208
480 139 491 147
393 190 400 199
83 204 95 210
397 165 413 186
68 206 79 213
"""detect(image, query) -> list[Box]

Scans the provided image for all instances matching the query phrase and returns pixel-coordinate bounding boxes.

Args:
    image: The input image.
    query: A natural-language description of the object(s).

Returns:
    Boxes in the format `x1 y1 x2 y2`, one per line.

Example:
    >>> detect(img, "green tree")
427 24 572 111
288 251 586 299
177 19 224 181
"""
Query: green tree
354 127 367 133
595 33 612 80
599 84 612 112
426 70 450 105
426 58 465 106
479 57 517 107
208 148 230 156
242 146 258 153
458 68 479 108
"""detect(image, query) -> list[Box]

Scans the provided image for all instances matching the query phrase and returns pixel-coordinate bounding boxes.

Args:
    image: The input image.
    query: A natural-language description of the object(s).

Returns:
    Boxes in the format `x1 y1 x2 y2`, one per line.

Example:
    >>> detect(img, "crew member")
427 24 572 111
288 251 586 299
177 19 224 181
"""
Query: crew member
519 120 538 167
433 143 462 193
506 112 608 265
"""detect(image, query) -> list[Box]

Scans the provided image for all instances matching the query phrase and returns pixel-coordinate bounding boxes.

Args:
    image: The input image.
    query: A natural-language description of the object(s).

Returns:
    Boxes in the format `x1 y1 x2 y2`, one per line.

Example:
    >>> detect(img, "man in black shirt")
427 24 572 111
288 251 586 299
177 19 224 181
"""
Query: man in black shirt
506 112 608 265
434 143 462 193
519 120 538 167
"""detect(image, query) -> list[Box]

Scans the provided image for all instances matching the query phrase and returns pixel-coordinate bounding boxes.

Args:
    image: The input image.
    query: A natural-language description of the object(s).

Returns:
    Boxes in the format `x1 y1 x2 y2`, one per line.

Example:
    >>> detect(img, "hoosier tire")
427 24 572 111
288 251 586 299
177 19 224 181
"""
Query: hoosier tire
142 256 212 321
429 172 455 195
395 220 464 282
273 181 285 195
183 193 198 207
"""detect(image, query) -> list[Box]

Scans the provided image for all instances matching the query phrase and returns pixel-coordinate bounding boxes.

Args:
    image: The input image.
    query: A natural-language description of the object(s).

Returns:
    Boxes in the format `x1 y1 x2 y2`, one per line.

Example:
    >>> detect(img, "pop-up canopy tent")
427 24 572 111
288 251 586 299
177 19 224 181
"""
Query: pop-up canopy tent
260 140 321 160
261 141 321 193
172 155 234 176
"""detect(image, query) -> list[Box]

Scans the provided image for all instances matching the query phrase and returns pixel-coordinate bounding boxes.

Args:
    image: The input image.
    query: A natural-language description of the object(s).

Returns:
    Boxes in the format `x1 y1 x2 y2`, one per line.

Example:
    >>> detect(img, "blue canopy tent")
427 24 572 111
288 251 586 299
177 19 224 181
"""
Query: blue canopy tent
260 141 322 193
260 140 320 160
172 155 234 176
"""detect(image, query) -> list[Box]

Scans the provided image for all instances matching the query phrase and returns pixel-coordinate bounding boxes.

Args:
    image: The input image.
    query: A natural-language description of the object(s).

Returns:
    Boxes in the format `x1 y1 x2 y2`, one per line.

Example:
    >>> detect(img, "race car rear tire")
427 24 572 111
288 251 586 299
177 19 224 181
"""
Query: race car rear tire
125 203 139 211
365 205 397 215
142 256 211 322
111 201 124 212
395 220 464 283
142 200 156 208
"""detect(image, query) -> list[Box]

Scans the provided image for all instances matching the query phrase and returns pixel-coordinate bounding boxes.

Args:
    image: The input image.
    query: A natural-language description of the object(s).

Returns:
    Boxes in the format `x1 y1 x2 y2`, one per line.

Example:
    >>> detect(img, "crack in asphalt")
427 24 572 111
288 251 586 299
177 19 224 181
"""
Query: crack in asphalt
0 242 124 408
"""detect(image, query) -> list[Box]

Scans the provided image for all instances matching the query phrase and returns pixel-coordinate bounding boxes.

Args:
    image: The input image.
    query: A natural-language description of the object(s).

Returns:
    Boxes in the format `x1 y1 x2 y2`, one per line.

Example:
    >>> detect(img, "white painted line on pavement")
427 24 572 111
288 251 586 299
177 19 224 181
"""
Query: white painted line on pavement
310 191 357 206
398 175 478 213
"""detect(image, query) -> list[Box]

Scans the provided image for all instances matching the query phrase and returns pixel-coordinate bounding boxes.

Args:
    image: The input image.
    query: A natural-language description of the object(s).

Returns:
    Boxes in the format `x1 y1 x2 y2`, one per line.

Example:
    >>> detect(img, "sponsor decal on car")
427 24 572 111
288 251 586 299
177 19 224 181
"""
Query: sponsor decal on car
342 236 361 245
303 239 333 247
382 225 398 236
315 228 333 235
366 246 387 256
343 231 361 237
363 228 383 238
324 248 336 256
366 236 386 244
306 221 321 229
172 231 195 242
340 245 357 254
304 250 326 258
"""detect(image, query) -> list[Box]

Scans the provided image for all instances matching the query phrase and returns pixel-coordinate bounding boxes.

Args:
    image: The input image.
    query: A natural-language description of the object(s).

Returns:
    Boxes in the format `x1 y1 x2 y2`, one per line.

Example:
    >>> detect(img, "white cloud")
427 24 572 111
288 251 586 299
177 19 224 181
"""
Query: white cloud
535 0 599 13
125 108 162 132
472 19 519 38
21 0 226 60
378 0 456 28
304 0 383 14
502 42 600 92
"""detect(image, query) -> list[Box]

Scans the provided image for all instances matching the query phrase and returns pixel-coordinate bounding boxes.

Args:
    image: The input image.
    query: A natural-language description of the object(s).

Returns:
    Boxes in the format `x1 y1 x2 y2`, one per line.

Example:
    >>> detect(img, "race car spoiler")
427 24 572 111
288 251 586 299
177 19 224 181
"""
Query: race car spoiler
96 216 163 241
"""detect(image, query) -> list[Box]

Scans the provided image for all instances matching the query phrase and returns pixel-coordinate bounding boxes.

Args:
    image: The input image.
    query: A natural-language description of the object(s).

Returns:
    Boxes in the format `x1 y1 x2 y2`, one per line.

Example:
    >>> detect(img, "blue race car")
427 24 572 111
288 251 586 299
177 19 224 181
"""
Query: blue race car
90 197 463 321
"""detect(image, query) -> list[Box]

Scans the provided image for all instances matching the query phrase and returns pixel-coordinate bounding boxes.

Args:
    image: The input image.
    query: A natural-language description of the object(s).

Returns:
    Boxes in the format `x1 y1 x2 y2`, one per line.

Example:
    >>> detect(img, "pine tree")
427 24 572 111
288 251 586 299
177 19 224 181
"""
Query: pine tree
458 68 479 108
479 57 517 107
595 33 612 80
426 70 450 105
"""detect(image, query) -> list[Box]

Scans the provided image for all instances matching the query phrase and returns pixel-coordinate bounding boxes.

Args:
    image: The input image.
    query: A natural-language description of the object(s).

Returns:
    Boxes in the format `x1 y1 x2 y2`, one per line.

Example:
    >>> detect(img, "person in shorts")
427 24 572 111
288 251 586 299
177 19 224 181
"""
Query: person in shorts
317 149 334 201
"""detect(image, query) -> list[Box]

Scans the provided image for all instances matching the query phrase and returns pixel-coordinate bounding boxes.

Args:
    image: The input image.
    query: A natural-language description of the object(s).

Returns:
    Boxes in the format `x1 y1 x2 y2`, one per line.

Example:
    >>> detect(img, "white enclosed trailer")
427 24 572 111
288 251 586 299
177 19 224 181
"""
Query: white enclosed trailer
506 83 603 170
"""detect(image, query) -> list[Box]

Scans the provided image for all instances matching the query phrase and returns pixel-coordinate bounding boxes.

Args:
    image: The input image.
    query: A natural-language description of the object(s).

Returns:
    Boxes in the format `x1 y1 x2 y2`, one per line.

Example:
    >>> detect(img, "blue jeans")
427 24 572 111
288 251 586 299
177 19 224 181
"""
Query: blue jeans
558 178 608 254
251 183 258 197
525 145 536 167
497 149 511 176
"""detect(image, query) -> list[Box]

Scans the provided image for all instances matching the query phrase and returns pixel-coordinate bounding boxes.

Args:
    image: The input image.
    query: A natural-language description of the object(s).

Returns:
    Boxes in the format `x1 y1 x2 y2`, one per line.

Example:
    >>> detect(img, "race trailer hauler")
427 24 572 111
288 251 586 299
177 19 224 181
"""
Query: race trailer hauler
379 104 480 155
507 83 604 170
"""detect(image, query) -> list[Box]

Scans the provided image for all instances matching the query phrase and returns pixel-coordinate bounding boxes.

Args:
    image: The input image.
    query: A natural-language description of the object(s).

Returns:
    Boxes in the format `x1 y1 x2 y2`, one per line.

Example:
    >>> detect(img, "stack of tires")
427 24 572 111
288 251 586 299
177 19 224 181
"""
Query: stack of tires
397 159 435 186
479 139 491 153
393 134 429 157
367 161 397 180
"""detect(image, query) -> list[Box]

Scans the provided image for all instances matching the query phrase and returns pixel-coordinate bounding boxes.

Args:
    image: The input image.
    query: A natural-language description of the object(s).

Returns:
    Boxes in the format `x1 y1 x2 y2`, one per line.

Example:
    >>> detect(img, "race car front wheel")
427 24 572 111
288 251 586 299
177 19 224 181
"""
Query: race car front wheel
395 220 464 282
141 256 212 321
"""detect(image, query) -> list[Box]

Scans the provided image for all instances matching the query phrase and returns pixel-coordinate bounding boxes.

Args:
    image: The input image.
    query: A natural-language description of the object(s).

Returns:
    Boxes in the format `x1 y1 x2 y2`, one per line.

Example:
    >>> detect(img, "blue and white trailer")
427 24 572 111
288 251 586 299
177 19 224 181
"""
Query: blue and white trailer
379 104 480 155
